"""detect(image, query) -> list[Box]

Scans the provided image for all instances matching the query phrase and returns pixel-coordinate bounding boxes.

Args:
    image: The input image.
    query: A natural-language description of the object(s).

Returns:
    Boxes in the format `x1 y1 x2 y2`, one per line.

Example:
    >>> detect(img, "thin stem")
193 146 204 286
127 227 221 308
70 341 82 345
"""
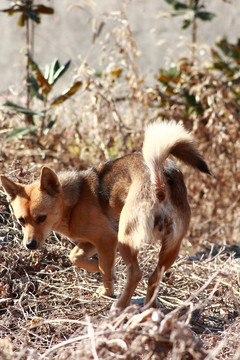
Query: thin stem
192 18 197 62
25 0 34 124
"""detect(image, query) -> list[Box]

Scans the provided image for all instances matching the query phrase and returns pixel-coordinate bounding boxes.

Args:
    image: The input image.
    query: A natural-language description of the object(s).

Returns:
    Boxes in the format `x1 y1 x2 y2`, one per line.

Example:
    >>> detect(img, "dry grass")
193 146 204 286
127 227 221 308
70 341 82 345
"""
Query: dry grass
1 184 240 359
1 130 239 353
1 8 240 360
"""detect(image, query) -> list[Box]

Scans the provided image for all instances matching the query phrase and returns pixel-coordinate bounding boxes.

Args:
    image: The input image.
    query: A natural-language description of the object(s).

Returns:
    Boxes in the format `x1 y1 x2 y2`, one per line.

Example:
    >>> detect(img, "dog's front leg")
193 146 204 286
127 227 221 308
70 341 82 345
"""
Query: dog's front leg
70 239 117 298
96 236 118 298
69 242 98 272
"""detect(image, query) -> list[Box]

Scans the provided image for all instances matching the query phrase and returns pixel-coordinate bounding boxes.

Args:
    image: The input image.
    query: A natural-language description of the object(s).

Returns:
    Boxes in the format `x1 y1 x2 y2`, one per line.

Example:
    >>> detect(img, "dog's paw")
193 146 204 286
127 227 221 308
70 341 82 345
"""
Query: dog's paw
144 297 161 308
96 285 113 297
110 300 124 312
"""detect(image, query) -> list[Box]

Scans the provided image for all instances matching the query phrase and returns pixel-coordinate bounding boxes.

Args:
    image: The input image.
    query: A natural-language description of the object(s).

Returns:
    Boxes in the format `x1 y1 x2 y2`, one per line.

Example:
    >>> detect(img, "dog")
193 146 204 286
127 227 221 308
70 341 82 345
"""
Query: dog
0 121 210 308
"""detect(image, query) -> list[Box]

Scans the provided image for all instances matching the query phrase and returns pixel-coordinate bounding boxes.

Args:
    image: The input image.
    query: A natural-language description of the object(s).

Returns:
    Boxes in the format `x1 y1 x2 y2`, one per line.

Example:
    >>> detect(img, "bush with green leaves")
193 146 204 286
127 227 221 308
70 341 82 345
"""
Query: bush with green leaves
1 1 81 138
211 38 240 99
4 58 82 138
161 0 232 59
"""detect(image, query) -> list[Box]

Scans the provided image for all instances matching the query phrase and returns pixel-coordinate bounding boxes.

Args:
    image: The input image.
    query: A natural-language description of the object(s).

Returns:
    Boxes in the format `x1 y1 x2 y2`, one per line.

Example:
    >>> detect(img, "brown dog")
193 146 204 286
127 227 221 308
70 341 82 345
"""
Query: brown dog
0 121 210 308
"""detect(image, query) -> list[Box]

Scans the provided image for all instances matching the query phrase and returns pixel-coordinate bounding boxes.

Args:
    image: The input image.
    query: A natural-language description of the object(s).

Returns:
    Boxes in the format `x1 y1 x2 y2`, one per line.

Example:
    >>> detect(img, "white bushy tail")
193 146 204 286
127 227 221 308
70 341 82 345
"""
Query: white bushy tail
142 120 210 188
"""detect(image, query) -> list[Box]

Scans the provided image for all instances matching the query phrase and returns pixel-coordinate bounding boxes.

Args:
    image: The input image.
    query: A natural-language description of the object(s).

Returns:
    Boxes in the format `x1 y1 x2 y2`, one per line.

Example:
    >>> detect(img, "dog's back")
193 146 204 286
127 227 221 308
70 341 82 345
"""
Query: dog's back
88 153 148 226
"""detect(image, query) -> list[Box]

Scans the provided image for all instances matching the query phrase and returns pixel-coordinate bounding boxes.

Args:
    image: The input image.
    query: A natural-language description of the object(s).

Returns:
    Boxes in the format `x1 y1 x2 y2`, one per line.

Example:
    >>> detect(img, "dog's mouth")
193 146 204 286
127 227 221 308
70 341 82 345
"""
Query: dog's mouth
25 239 40 250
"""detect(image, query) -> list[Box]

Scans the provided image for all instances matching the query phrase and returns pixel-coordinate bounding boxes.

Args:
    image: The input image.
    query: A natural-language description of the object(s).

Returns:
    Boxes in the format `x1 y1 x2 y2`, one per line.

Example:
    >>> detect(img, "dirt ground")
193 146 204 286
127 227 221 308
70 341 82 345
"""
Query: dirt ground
0 106 240 359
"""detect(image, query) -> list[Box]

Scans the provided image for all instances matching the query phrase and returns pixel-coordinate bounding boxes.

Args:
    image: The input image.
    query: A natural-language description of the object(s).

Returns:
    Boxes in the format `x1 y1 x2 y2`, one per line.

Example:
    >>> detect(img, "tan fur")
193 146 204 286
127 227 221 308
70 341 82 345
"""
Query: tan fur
0 121 210 308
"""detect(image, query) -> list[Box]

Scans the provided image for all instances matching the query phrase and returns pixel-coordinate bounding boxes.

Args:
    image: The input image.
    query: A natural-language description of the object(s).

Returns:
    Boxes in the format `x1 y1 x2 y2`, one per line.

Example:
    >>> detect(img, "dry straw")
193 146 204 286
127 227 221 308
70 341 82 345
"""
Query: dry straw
1 7 240 360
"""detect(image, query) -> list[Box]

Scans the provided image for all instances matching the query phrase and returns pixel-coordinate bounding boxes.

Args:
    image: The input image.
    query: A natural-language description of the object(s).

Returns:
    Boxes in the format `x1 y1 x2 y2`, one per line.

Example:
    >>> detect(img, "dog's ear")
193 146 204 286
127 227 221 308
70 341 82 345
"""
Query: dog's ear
0 176 22 201
40 167 61 195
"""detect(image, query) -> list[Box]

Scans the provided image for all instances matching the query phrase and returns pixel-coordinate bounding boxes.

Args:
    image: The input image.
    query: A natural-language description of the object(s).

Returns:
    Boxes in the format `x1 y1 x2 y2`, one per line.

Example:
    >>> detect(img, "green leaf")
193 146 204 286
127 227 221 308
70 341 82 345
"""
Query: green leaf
25 9 41 23
217 38 233 57
182 19 191 29
195 11 216 21
3 101 37 116
163 0 188 11
5 125 38 139
157 66 181 85
45 59 60 84
164 0 175 4
95 70 102 77
164 65 179 78
184 91 203 114
174 2 188 10
44 59 71 85
43 115 57 135
28 55 41 72
212 61 234 77
216 38 240 61
52 60 71 85
181 9 195 28
50 81 82 107
28 74 44 101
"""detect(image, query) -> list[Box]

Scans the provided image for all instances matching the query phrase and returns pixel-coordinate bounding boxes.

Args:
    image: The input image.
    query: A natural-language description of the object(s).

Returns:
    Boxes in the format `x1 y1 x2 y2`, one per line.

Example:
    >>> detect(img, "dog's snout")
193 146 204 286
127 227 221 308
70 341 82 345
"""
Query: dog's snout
26 239 39 250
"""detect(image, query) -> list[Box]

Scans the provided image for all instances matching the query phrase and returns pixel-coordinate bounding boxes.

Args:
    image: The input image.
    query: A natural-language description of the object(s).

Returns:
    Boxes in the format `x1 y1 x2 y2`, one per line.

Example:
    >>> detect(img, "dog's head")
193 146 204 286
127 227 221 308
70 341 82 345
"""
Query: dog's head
0 167 63 250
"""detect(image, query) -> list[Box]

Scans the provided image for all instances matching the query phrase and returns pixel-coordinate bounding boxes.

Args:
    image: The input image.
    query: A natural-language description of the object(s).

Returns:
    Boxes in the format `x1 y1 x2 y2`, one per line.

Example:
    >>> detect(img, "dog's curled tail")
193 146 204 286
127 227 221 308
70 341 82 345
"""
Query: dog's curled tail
142 120 211 193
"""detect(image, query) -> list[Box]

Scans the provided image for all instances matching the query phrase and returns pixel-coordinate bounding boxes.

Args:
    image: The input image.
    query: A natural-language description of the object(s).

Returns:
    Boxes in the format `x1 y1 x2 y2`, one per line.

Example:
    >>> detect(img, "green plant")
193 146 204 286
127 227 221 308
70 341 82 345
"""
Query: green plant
4 58 82 138
211 38 240 98
155 62 204 117
1 1 82 138
1 0 54 124
162 0 216 59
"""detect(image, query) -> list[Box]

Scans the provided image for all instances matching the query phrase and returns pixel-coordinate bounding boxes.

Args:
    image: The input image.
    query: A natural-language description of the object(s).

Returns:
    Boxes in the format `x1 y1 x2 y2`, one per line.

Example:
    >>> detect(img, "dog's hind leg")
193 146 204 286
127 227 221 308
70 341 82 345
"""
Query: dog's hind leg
114 196 152 308
115 242 142 308
69 242 98 272
144 237 182 306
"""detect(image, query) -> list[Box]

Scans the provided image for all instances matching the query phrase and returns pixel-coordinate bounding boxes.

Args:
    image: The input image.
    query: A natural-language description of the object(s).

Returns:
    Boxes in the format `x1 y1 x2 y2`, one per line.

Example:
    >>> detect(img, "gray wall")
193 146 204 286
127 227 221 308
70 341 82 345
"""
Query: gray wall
0 0 239 93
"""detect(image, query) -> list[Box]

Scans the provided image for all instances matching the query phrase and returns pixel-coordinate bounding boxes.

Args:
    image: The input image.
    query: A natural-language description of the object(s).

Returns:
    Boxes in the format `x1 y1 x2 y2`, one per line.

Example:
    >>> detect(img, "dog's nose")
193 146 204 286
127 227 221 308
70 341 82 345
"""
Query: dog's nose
26 239 39 250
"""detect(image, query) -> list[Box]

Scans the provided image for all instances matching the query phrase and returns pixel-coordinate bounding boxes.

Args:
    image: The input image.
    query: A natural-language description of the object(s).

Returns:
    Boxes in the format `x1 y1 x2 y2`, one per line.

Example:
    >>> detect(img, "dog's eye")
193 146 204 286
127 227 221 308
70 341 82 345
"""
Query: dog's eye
37 215 47 223
18 217 26 226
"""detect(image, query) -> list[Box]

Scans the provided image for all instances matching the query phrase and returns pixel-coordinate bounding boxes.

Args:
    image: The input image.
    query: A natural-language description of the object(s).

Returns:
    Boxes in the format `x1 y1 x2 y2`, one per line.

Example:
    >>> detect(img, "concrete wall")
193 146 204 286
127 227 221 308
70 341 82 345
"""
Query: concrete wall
1 0 240 93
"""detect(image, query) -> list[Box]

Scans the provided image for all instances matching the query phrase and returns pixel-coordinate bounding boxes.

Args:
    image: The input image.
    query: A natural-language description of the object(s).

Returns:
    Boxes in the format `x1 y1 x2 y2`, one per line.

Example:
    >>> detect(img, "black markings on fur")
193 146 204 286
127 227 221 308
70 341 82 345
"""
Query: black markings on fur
154 214 173 234
154 215 162 232
95 156 132 208
163 160 190 213
170 140 211 175
155 180 166 202
95 159 120 205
